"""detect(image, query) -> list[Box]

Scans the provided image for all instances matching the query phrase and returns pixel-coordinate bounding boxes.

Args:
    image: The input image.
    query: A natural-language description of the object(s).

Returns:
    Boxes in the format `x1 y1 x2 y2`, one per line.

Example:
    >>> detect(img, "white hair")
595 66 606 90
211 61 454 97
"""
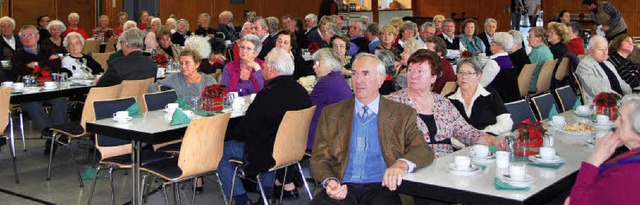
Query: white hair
165 18 176 28
184 36 211 59
492 32 514 51
265 48 294 75
46 19 66 33
589 35 607 50
620 94 640 133
0 16 15 29
222 11 234 22
403 38 426 55
353 53 386 78
484 18 497 27
305 13 318 23
508 30 524 45
150 17 161 26
312 48 342 72
241 34 262 54
68 12 80 21
63 32 85 48
123 20 137 30
119 28 145 49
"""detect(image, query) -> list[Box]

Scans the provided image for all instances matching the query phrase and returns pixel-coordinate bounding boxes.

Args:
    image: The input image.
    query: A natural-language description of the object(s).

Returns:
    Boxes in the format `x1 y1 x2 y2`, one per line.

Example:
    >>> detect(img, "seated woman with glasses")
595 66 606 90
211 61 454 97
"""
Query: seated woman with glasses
220 34 264 96
387 49 505 157
61 32 103 79
446 57 513 136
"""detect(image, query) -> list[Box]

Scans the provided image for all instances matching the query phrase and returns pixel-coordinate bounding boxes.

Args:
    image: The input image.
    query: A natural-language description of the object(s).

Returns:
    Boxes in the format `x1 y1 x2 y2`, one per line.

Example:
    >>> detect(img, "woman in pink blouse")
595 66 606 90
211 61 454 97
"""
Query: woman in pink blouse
566 94 640 205
386 49 505 157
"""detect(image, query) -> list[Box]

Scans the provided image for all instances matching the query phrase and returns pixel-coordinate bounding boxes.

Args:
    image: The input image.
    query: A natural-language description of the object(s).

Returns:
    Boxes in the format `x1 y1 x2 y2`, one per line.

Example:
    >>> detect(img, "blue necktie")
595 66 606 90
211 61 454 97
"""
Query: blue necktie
362 106 369 119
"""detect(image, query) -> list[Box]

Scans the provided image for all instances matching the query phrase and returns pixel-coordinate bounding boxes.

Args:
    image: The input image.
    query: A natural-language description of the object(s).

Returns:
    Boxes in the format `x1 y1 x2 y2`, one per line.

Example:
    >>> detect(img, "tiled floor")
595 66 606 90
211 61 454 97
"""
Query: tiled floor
0 124 313 205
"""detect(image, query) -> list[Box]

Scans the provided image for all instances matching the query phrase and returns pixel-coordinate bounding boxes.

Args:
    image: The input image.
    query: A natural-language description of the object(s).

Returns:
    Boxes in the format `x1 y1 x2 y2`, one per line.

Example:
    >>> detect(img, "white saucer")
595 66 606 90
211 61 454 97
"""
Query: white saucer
593 123 613 131
529 155 565 163
112 116 133 123
574 111 592 117
22 87 41 93
447 163 481 176
42 86 57 90
470 152 496 164
501 174 534 187
584 139 595 148
164 108 178 113
469 152 494 159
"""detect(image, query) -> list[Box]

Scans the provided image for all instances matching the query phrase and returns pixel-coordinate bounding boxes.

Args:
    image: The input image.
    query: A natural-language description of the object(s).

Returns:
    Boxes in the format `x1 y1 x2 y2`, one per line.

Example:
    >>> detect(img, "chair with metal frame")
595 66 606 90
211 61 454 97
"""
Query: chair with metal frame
143 90 182 153
1 87 19 184
47 84 123 186
505 99 537 130
517 63 537 98
139 112 231 205
229 106 316 205
119 78 154 112
555 86 578 112
533 59 558 96
87 97 174 205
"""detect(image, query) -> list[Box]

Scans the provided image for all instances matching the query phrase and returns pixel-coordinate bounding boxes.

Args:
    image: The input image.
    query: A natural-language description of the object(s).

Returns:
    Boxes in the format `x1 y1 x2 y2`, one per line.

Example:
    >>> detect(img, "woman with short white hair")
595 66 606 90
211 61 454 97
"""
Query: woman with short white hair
144 18 162 49
184 35 214 73
63 12 88 38
42 20 67 54
170 19 191 46
221 34 265 96
123 20 137 31
61 32 103 79
195 13 215 37
481 32 520 102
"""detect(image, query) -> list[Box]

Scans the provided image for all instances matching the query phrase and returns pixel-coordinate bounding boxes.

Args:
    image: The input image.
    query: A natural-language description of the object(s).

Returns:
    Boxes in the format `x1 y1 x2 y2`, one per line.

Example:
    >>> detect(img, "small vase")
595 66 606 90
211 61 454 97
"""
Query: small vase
513 137 543 157
212 97 224 111
596 105 618 120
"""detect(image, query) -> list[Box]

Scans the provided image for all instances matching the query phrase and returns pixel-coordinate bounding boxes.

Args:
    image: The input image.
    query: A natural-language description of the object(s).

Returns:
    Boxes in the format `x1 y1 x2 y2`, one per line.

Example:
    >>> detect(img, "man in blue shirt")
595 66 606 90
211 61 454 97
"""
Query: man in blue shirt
310 53 433 204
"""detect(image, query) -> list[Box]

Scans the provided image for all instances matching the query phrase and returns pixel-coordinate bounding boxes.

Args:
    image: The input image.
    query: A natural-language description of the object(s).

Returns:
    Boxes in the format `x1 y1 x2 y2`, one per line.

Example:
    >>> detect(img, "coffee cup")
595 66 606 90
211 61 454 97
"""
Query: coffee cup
228 92 239 103
157 67 166 78
596 115 609 124
509 165 526 180
44 81 56 89
495 151 510 168
165 103 179 112
454 156 471 170
470 144 490 157
539 147 556 160
1 81 13 88
12 82 24 90
250 93 257 101
552 116 565 125
113 111 130 120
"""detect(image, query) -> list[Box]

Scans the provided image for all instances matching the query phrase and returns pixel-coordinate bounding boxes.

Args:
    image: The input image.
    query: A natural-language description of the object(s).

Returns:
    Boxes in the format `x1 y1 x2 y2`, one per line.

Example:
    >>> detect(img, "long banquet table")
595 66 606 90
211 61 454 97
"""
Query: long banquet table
86 100 248 205
399 111 596 204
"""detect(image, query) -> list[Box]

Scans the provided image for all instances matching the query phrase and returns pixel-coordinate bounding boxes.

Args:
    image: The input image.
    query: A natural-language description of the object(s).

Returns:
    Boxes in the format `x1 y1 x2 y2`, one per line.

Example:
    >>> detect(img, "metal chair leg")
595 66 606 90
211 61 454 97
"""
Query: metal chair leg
109 167 116 205
229 165 238 204
173 183 180 205
192 178 197 205
68 140 84 187
297 162 313 200
278 167 288 205
215 172 229 205
256 173 269 205
19 112 25 151
87 165 102 205
46 134 57 180
141 175 148 204
161 184 170 205
6 132 19 184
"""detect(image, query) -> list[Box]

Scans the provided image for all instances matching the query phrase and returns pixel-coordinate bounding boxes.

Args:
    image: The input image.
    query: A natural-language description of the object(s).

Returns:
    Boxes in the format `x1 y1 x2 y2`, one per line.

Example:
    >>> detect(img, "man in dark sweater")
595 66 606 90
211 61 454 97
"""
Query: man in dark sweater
96 28 156 87
217 48 312 205
11 25 66 154
437 18 463 60
347 20 370 56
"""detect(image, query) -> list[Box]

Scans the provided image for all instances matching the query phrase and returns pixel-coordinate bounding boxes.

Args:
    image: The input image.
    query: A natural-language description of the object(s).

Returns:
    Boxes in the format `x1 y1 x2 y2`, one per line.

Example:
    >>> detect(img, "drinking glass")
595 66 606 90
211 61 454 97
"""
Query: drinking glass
58 72 68 87
23 75 36 87
190 96 201 111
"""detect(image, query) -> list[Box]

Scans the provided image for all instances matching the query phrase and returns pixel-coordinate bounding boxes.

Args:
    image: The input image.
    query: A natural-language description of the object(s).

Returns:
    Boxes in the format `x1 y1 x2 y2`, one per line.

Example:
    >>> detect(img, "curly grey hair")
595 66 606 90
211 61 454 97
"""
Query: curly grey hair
63 32 85 48
457 56 484 75
492 32 515 52
47 20 66 33
0 16 15 29
241 34 263 54
375 49 397 76
184 36 212 59
265 48 294 75
119 28 145 49
324 23 341 36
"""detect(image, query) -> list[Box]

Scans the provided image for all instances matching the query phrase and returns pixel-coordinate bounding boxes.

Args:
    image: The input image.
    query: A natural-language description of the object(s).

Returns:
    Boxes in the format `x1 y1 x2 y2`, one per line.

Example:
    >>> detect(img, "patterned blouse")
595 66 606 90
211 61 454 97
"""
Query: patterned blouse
387 89 485 158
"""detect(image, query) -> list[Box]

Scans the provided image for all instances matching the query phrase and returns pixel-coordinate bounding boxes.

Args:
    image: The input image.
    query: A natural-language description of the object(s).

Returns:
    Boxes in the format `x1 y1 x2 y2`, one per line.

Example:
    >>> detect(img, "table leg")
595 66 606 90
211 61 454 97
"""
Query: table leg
131 141 142 205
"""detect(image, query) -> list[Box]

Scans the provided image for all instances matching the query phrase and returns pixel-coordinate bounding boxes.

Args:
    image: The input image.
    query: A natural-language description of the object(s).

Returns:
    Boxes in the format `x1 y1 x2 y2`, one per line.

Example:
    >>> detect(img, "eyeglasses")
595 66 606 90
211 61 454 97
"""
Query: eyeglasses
0 25 12 29
20 33 38 38
407 68 431 76
68 41 82 46
239 45 254 51
457 71 477 76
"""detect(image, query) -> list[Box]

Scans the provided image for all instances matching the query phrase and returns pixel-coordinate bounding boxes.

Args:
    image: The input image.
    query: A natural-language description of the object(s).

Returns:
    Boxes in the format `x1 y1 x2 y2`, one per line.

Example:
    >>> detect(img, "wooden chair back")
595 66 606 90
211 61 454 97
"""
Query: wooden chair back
0 88 10 134
572 73 585 104
119 78 154 112
271 106 316 170
177 113 231 178
92 52 113 71
83 40 101 54
440 81 457 96
209 70 222 83
534 59 558 95
554 57 570 81
80 84 123 130
104 38 118 53
577 54 586 61
92 97 136 159
518 63 537 97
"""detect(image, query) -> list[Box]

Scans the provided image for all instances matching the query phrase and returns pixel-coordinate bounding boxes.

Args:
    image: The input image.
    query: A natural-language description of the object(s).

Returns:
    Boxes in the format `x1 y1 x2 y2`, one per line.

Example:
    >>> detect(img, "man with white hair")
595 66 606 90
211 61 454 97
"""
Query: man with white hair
0 16 23 61
576 35 631 103
217 47 312 205
347 20 369 56
216 10 238 41
310 53 432 204
97 28 156 87
417 21 436 44
479 18 497 56
305 13 318 35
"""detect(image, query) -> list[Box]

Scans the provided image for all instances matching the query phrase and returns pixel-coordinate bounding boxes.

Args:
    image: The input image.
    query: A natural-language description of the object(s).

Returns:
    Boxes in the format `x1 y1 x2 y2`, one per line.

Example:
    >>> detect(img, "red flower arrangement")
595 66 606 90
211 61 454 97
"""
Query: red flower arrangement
201 84 227 111
593 92 621 120
32 64 52 85
155 53 168 66
460 50 473 58
514 119 545 156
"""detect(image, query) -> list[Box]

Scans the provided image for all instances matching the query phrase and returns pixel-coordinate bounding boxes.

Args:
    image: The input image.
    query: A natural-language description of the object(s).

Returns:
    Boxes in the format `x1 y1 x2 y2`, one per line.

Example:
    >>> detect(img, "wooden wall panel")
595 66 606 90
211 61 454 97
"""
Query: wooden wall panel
100 0 123 29
413 0 511 32
11 0 56 30
56 0 96 34
9 0 95 36
542 0 639 35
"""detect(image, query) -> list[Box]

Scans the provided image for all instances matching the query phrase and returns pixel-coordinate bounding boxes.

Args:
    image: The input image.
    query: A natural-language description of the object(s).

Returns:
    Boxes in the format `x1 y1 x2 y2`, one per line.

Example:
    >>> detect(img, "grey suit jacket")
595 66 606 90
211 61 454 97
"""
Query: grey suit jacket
575 54 631 104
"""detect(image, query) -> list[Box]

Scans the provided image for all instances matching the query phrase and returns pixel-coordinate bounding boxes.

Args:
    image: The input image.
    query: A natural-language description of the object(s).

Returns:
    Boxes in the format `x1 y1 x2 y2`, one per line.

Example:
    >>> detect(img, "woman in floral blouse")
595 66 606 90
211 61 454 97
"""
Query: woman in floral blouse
387 49 504 157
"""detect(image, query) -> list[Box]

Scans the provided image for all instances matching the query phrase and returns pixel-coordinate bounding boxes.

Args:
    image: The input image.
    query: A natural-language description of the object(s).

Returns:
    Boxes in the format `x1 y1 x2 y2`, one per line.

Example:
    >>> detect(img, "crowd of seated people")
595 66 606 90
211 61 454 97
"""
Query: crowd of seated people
1 3 640 203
